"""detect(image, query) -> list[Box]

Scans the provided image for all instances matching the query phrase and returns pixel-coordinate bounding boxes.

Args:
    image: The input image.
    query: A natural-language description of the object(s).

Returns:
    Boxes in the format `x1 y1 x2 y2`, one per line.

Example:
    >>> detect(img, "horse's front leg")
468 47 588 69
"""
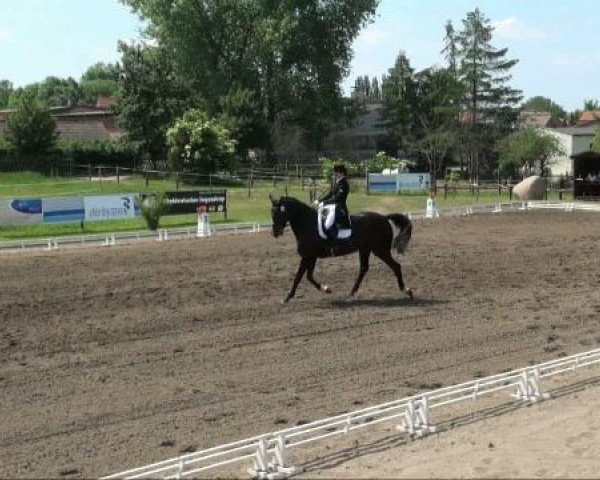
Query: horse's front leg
306 257 331 294
284 257 309 303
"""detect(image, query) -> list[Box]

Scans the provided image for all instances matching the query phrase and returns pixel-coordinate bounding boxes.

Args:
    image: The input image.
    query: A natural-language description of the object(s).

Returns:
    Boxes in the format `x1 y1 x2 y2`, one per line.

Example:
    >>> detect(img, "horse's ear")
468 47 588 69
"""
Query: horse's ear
269 193 278 205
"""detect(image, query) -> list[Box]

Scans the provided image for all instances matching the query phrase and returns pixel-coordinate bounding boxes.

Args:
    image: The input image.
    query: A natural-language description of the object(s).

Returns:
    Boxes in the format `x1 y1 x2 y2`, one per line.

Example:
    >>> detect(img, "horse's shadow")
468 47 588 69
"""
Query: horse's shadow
324 297 447 309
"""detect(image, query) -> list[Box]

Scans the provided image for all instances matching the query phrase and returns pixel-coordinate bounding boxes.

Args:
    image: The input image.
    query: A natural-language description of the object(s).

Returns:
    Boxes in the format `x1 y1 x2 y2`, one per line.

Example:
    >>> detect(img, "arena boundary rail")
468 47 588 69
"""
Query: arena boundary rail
0 222 271 254
1 201 599 255
102 347 600 479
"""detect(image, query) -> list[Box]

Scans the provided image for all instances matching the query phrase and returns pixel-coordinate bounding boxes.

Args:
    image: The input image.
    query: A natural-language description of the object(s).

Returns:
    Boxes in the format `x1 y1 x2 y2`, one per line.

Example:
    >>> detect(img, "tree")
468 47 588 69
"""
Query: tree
4 91 57 155
584 98 600 111
0 79 13 108
496 128 563 178
591 125 600 153
521 96 567 124
441 20 458 80
166 108 236 175
218 88 269 157
80 62 121 105
121 0 378 150
382 51 419 150
411 67 463 189
117 42 191 167
371 77 381 100
455 8 522 179
37 76 83 107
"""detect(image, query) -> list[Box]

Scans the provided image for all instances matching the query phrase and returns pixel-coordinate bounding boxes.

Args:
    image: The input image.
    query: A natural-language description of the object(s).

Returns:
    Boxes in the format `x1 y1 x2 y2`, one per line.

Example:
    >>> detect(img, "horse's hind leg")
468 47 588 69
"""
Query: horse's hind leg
374 250 413 299
349 249 371 297
306 257 331 294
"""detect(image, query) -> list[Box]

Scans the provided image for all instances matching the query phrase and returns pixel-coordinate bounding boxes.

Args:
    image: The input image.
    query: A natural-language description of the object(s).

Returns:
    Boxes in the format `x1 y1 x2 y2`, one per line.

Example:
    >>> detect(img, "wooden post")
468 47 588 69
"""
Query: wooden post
145 170 149 188
116 166 120 184
88 163 92 181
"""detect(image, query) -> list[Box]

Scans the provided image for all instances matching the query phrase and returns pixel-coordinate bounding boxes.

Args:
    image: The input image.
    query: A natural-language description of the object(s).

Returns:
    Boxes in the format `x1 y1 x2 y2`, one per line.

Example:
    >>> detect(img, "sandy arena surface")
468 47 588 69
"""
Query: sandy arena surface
1 210 600 478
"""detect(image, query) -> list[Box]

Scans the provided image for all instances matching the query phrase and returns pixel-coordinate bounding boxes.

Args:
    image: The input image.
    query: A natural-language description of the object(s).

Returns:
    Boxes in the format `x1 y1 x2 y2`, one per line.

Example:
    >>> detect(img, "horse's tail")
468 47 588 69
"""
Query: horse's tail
387 213 412 255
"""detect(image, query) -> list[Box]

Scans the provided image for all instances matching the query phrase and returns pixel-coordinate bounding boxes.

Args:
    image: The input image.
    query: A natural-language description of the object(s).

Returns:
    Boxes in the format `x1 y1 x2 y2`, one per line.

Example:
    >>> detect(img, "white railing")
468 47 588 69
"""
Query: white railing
102 347 600 479
2 200 599 255
0 222 271 254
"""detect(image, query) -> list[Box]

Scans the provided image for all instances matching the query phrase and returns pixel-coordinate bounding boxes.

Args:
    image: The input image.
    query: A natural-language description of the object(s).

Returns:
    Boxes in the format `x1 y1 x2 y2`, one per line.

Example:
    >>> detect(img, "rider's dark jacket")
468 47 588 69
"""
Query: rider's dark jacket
320 177 351 229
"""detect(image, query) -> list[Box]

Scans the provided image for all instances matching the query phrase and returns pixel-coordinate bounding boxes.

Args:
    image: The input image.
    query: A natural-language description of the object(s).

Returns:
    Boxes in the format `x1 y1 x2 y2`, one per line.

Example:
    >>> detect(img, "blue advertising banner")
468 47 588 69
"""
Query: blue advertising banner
369 173 430 192
42 197 85 223
83 194 138 222
0 198 43 226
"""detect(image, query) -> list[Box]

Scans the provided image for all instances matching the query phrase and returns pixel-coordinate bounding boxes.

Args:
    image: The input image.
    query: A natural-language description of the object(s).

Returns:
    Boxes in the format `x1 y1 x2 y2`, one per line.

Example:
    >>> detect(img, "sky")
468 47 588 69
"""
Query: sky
0 0 598 111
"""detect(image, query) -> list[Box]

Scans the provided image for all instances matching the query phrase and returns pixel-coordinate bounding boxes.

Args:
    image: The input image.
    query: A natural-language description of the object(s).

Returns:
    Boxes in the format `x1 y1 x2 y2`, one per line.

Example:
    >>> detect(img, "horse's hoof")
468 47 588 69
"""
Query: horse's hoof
406 288 414 300
322 285 332 294
282 296 291 304
345 295 355 303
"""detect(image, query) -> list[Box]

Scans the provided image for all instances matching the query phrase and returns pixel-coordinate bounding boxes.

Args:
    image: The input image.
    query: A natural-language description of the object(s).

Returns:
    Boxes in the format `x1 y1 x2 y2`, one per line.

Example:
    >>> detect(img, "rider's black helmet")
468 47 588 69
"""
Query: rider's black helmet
333 164 347 176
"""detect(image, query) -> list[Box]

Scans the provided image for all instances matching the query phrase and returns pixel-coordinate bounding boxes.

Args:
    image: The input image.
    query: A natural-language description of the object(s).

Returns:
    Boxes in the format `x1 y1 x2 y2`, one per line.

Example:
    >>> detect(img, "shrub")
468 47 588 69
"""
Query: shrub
137 193 167 230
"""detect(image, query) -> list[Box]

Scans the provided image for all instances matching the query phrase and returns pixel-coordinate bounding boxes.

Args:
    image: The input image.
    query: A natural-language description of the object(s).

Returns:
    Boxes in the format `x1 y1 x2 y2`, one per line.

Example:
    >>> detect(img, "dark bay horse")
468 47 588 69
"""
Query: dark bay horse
270 196 414 302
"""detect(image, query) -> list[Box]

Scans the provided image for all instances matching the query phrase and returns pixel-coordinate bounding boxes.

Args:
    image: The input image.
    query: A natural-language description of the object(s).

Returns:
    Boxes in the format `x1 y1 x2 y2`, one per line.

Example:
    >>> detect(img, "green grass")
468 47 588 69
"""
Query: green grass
0 172 574 240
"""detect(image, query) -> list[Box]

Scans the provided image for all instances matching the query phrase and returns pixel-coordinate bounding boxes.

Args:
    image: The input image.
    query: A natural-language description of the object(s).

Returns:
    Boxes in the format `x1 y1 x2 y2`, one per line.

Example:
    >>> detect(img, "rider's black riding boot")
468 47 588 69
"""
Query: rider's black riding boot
326 229 338 257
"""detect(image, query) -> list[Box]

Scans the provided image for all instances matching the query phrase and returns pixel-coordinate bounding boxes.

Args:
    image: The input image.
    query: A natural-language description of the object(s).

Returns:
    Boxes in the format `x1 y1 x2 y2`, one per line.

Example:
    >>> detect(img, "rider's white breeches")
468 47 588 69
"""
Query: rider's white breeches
320 204 336 229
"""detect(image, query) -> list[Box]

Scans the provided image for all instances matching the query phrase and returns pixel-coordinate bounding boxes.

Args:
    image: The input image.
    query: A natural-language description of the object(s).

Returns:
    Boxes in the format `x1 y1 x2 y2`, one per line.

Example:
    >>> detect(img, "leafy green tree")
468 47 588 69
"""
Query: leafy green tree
584 98 600 111
4 91 57 155
80 62 121 105
218 88 269 157
37 76 83 107
591 126 600 153
496 128 563 177
117 42 191 167
521 96 567 124
0 79 13 108
166 108 237 175
8 84 40 108
411 67 462 189
121 0 378 150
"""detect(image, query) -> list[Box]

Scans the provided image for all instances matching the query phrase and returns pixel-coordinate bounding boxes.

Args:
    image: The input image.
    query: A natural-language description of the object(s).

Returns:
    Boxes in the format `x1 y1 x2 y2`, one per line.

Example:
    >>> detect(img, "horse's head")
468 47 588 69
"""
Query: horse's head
269 195 289 238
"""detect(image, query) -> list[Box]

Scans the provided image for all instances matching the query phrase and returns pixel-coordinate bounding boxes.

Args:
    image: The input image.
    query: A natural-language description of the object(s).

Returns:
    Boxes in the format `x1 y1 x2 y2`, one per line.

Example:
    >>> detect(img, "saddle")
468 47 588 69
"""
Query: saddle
317 204 352 240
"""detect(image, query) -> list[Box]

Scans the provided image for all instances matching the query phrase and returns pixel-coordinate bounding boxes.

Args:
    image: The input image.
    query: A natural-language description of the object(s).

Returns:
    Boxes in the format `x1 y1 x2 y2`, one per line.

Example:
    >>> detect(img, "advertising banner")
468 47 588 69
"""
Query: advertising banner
42 197 85 223
143 191 227 215
368 173 430 192
0 198 43 226
368 174 397 193
83 194 137 222
397 173 430 192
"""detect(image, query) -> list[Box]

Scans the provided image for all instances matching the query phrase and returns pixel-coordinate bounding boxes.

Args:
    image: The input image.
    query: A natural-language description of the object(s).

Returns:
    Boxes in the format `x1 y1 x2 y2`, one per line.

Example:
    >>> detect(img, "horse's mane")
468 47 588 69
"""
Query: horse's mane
280 196 315 216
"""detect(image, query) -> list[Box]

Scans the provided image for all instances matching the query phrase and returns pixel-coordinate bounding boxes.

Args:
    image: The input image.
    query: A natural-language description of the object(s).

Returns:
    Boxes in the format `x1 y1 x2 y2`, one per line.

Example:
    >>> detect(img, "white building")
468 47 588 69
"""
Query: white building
545 123 597 176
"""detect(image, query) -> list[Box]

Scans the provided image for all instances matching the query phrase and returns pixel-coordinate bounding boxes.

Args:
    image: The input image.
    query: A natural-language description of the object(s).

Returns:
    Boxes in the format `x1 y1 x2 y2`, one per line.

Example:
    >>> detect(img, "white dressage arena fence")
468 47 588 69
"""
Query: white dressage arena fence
0 222 270 254
1 200 598 255
102 348 600 479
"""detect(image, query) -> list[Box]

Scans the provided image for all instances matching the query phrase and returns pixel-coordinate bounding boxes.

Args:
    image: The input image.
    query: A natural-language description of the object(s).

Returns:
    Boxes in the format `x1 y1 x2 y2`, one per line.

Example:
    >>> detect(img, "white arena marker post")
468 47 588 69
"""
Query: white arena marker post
425 193 439 220
196 203 212 237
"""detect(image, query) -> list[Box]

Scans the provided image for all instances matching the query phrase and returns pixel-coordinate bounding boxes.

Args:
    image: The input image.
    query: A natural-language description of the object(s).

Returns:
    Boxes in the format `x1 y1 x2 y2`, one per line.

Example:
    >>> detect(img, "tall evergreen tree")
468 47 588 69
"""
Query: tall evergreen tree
455 8 522 179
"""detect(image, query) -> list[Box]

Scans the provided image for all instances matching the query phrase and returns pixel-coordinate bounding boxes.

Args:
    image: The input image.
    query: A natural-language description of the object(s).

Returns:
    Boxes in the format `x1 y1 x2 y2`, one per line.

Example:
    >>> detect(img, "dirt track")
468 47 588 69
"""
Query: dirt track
1 211 600 478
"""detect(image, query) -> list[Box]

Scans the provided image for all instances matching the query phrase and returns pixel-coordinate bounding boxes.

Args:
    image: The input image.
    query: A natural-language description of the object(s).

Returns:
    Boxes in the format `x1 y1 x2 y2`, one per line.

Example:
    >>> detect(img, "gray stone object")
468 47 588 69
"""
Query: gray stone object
513 176 546 200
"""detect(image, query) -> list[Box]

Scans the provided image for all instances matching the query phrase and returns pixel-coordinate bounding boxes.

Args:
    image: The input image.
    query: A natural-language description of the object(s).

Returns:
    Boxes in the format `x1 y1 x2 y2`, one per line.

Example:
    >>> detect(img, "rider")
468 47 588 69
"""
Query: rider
318 164 351 256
